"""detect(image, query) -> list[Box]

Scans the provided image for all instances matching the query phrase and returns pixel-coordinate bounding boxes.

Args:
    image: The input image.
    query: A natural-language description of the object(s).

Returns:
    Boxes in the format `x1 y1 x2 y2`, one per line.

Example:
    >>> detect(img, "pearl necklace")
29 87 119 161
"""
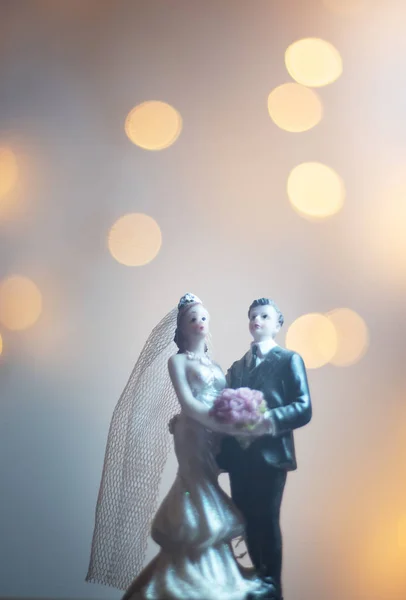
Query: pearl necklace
185 350 212 366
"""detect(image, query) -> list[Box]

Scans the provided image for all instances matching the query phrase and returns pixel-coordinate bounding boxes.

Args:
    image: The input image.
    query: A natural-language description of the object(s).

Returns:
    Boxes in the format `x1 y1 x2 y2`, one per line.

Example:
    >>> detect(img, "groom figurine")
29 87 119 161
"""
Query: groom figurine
217 298 312 600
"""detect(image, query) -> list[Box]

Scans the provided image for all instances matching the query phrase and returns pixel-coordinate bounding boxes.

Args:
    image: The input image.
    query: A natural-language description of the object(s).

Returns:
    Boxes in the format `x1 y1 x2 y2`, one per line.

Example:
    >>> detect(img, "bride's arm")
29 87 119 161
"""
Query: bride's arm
168 355 236 434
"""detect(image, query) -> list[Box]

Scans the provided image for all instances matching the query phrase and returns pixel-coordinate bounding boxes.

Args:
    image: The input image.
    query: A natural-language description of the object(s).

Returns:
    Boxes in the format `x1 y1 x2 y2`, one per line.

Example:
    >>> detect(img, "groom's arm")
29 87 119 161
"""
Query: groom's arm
267 352 312 436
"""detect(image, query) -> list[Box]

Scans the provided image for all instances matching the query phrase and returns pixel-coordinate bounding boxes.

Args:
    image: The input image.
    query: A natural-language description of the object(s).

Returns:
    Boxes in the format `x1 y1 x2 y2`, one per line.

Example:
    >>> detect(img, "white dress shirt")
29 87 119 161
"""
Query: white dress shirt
247 339 279 368
237 338 278 442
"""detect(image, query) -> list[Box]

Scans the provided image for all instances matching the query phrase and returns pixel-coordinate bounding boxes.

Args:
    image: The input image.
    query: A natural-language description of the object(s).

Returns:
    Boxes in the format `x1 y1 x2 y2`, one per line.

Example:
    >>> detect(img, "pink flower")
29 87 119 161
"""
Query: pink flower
209 387 267 429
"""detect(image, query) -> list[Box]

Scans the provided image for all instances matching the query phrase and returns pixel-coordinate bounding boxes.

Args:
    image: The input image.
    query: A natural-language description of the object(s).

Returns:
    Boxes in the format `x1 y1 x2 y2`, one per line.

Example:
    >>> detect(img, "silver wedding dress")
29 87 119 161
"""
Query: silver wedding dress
123 357 260 600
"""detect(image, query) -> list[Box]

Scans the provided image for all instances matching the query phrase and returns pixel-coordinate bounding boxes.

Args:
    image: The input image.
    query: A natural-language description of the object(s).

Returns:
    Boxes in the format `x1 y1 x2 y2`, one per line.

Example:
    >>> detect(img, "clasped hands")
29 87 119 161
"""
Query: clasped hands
235 412 274 438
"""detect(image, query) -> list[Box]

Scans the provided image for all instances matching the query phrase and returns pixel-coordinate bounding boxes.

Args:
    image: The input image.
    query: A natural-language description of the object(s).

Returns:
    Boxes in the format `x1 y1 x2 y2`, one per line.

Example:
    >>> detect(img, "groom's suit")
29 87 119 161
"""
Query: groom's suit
216 345 312 596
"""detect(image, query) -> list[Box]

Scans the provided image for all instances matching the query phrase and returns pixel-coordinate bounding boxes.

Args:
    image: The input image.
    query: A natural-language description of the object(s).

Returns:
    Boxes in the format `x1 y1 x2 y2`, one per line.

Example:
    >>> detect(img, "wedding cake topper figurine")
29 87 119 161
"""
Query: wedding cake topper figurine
217 298 313 600
86 294 277 600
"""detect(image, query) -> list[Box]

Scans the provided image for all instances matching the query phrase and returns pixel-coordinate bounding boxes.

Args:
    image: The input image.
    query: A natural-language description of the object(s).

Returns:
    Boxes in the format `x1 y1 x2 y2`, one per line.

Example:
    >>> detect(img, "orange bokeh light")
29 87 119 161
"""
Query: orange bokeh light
108 213 162 266
285 313 337 369
0 148 18 200
287 162 345 220
267 83 323 133
125 101 182 150
285 38 343 87
326 308 369 366
0 276 42 331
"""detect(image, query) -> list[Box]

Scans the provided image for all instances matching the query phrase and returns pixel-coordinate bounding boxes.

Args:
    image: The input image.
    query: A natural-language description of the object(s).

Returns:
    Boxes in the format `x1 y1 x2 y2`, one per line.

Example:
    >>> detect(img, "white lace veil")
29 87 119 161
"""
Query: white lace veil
85 294 202 590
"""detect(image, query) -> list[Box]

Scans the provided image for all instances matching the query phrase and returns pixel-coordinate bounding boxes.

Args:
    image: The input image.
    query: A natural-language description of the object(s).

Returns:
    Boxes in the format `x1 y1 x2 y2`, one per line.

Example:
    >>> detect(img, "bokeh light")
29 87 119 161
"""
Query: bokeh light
108 213 162 266
285 313 338 369
285 38 343 87
267 83 323 132
372 183 406 284
326 308 369 366
125 101 182 150
322 0 366 16
287 162 345 220
359 521 406 598
0 276 42 331
399 514 406 549
0 148 18 200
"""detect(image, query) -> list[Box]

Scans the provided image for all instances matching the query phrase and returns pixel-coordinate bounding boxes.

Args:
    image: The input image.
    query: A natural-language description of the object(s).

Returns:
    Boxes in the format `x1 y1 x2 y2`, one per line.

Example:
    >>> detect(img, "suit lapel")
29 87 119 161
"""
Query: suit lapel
241 353 252 386
249 346 284 390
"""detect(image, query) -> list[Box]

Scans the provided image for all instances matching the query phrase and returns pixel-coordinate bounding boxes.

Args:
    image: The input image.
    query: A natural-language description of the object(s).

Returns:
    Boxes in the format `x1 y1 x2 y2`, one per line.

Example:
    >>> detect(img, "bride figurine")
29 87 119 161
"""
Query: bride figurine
86 294 275 600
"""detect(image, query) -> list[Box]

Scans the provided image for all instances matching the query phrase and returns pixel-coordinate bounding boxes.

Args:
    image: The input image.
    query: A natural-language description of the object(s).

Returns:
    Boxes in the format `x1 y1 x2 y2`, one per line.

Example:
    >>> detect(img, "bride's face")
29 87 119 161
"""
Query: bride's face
180 304 210 343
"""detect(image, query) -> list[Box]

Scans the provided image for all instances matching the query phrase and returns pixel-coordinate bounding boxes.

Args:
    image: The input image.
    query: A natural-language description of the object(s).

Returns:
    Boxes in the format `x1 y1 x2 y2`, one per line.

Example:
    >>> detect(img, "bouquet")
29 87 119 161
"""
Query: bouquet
209 387 267 431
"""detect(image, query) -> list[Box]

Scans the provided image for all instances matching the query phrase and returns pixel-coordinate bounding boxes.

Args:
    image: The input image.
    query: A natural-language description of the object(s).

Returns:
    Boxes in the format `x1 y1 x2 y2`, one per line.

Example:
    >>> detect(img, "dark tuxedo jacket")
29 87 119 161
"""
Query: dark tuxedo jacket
217 346 312 472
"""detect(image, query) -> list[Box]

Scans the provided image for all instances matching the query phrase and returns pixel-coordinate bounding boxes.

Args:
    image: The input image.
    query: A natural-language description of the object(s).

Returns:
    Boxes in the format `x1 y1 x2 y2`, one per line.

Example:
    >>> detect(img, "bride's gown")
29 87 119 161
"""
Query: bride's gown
123 357 261 600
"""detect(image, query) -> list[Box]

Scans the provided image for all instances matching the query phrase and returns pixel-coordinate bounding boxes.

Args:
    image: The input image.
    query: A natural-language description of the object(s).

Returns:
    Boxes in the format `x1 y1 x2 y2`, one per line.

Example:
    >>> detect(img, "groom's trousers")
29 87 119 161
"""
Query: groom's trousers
228 457 287 595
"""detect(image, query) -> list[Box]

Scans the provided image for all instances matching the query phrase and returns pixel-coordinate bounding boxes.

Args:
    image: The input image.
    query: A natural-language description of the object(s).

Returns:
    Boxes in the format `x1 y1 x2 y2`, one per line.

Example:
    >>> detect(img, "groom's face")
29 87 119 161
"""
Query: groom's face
248 304 280 342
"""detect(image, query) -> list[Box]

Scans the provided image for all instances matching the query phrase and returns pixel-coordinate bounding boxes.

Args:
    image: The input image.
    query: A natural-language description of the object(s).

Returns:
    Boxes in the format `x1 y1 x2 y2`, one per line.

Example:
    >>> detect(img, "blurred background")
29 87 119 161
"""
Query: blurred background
0 1 406 599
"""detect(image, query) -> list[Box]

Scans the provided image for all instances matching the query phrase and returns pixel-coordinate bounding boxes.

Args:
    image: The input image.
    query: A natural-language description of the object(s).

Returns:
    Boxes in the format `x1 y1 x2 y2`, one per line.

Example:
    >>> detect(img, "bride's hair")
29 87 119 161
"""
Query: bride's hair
174 302 200 352
174 294 208 354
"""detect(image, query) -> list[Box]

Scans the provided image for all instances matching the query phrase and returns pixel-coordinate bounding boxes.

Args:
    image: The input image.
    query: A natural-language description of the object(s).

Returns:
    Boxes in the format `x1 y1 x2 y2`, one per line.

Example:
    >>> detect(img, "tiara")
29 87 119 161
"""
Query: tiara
177 293 202 311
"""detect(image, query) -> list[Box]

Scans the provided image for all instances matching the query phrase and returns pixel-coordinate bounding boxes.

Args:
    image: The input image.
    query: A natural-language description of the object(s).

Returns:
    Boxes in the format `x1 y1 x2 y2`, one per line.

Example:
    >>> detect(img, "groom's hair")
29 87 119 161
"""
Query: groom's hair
248 298 284 328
